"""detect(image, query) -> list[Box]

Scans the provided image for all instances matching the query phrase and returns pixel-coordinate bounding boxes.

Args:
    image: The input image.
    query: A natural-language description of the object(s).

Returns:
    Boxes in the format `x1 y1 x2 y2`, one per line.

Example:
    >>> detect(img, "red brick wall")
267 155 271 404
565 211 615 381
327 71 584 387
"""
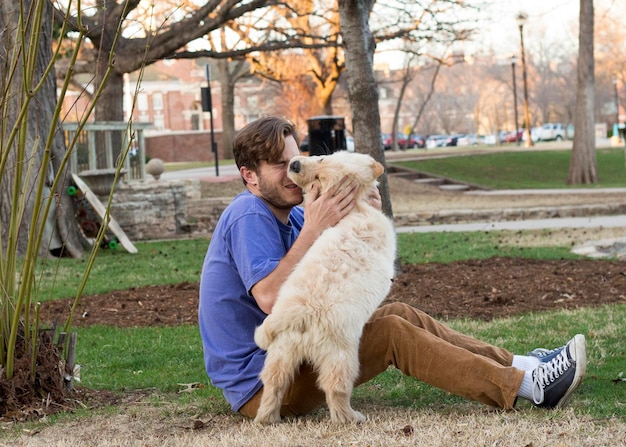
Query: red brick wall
145 131 225 162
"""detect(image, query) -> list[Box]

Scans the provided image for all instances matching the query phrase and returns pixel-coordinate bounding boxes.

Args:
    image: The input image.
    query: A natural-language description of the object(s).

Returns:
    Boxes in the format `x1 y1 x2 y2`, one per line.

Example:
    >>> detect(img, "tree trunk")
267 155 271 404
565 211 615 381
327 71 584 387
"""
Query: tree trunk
1 0 85 258
568 0 597 184
217 59 236 160
391 65 414 151
337 0 392 218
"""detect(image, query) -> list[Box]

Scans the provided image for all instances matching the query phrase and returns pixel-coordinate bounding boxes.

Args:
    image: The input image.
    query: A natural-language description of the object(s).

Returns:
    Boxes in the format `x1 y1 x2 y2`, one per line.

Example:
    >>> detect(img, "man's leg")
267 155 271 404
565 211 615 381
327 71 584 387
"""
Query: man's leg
356 302 523 409
240 302 522 418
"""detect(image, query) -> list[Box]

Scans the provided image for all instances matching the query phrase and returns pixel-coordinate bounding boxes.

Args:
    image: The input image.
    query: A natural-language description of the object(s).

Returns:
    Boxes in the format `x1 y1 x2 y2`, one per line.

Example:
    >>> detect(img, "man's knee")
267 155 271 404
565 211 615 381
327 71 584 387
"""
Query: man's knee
376 301 415 319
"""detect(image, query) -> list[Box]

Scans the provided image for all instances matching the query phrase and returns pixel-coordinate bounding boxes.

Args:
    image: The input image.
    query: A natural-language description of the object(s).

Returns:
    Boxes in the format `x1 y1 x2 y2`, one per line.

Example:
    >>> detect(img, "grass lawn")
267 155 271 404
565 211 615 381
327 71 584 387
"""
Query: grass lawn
392 147 626 189
29 232 626 424
4 149 625 445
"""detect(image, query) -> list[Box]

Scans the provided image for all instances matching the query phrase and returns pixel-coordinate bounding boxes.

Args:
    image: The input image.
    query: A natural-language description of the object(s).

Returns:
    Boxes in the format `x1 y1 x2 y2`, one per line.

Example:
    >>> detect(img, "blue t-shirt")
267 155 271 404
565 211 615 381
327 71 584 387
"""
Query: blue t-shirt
198 190 305 412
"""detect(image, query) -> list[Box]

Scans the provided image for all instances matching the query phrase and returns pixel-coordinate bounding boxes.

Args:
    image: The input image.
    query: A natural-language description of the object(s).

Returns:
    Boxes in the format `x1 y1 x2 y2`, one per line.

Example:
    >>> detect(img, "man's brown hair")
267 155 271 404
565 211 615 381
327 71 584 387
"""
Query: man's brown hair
233 117 300 183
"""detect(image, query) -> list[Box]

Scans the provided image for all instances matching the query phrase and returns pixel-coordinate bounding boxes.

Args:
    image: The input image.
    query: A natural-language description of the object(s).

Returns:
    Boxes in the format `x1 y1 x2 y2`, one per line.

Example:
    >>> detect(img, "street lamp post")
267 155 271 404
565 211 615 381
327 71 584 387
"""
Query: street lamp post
511 55 520 146
613 77 620 138
201 64 219 176
516 12 533 147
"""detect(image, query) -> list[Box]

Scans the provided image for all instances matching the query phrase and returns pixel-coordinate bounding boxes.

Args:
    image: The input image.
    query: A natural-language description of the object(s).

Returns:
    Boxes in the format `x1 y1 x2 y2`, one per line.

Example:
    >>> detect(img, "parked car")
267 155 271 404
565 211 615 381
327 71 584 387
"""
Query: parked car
503 129 524 143
425 135 448 149
456 134 479 146
537 123 566 141
382 132 425 150
406 134 426 148
443 135 460 147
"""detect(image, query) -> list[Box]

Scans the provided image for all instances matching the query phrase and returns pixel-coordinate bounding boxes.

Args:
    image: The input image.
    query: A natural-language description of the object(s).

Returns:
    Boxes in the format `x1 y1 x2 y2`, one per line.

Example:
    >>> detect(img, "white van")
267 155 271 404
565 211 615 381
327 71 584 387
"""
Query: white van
537 123 572 141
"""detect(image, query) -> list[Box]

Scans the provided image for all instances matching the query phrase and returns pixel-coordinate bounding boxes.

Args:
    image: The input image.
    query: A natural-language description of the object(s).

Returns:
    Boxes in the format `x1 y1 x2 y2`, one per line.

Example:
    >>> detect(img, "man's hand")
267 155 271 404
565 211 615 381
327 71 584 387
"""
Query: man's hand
303 177 357 236
251 177 357 314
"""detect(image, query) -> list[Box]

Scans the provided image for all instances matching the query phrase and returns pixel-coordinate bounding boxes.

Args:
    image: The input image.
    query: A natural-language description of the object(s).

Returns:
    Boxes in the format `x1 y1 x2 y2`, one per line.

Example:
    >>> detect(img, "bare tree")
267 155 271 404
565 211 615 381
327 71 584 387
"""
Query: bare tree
53 0 295 122
389 57 417 151
1 0 86 258
246 0 344 117
338 0 391 216
568 0 597 184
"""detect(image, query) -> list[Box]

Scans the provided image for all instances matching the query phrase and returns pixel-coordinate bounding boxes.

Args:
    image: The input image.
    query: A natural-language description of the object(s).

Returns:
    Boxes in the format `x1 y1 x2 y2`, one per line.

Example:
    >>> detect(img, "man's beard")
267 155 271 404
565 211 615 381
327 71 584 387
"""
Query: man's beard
257 176 303 210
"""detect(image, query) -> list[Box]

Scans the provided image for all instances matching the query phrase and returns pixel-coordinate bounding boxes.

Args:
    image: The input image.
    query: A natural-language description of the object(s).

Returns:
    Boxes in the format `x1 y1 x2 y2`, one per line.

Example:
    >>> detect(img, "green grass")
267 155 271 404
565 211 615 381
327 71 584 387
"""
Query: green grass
396 231 580 264
34 239 209 301
31 232 624 422
76 325 206 392
392 148 626 189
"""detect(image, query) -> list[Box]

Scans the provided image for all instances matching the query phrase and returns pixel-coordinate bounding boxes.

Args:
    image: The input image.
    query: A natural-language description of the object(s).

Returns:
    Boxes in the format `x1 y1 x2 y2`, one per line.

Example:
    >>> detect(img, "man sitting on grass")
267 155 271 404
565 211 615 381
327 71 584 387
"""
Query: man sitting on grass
198 116 587 421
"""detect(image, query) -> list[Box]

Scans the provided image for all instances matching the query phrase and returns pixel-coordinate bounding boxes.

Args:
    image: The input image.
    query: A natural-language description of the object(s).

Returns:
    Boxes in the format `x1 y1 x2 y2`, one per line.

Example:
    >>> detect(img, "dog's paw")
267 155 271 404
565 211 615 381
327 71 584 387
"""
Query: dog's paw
254 411 281 425
331 409 367 424
352 410 366 424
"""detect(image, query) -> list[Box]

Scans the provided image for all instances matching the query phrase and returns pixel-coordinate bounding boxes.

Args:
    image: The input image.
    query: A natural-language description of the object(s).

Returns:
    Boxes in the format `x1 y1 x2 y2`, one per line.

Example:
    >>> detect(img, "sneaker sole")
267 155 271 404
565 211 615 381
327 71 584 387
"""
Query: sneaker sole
556 333 587 408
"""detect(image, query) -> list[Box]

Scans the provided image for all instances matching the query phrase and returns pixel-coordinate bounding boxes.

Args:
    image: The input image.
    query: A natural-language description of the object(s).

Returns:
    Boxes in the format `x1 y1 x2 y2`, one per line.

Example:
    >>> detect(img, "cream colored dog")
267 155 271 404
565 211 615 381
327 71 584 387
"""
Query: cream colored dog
254 151 397 424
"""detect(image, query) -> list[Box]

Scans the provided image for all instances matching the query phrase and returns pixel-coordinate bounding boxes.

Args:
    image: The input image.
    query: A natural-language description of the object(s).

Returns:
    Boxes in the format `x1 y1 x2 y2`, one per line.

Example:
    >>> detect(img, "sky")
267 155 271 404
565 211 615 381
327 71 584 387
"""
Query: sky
474 0 581 57
374 0 584 69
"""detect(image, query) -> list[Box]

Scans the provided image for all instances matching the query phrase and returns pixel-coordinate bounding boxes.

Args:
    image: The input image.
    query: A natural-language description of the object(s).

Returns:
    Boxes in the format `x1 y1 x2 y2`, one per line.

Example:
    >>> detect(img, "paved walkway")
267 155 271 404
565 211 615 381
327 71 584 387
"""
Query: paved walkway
396 215 626 234
160 164 239 181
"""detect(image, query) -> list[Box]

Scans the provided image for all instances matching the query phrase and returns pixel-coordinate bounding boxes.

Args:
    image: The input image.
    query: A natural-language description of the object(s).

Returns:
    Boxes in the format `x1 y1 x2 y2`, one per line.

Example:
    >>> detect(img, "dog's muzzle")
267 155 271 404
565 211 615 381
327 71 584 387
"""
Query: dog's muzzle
289 159 301 174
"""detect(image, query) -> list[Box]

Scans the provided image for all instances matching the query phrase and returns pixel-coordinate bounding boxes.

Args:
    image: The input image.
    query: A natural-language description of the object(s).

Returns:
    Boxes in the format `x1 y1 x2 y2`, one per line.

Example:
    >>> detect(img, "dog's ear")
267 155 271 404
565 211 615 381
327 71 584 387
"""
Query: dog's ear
372 160 384 178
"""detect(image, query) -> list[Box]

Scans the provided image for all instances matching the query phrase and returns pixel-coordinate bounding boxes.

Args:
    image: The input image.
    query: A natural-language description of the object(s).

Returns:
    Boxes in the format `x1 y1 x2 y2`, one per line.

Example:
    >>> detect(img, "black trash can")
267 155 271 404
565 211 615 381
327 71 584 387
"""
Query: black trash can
306 116 347 155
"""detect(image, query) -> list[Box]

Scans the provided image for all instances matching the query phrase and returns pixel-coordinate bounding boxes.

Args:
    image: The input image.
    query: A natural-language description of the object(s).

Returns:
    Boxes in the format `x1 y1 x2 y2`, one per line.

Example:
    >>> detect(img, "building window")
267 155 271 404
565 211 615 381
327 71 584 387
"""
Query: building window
153 93 163 110
137 93 148 111
191 114 200 130
190 102 203 131
154 112 165 130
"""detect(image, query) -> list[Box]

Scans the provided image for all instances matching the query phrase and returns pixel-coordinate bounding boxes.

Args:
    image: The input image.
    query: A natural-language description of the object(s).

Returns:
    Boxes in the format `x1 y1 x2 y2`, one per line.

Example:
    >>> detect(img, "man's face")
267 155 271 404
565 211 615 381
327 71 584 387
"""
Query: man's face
253 135 303 211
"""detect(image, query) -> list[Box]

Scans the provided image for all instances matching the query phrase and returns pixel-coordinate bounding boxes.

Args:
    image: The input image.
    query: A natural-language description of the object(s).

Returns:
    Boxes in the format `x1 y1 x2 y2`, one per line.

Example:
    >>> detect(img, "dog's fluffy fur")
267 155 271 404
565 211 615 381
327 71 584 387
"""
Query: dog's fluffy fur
254 151 397 424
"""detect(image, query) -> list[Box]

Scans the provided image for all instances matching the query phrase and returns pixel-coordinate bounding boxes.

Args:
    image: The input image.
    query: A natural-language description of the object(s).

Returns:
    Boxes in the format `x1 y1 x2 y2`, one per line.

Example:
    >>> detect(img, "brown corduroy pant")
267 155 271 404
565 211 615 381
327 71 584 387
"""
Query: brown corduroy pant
239 302 524 419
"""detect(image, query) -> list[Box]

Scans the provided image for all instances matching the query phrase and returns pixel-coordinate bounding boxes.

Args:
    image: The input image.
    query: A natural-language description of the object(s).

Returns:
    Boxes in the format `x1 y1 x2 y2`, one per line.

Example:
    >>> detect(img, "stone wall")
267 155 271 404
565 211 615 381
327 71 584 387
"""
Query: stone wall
101 180 626 244
107 179 232 242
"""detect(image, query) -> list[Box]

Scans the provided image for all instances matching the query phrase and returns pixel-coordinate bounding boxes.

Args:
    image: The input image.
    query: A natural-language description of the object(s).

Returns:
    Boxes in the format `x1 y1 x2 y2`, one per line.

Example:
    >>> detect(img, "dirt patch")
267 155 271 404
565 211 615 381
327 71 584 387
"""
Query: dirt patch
38 258 626 328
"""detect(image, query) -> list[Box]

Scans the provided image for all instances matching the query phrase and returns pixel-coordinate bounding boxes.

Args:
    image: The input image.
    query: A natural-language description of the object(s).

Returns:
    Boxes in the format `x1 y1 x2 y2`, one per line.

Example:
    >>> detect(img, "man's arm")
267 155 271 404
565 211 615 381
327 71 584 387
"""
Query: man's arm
251 179 358 314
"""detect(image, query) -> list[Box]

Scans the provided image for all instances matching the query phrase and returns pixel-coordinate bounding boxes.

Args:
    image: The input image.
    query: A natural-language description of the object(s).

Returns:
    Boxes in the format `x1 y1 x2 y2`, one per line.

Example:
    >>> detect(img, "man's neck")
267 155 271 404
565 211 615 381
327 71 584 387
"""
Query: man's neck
247 186 292 225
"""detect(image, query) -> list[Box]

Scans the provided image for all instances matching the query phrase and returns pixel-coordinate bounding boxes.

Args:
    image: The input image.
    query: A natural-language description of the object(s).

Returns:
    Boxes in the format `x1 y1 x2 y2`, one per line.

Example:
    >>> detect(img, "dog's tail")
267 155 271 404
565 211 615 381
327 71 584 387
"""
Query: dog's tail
254 312 307 350
254 318 275 351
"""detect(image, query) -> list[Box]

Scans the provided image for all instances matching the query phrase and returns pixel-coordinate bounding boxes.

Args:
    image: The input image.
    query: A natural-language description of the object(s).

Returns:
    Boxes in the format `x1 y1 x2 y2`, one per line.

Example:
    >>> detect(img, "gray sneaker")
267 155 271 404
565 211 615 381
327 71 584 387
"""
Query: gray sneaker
531 334 587 408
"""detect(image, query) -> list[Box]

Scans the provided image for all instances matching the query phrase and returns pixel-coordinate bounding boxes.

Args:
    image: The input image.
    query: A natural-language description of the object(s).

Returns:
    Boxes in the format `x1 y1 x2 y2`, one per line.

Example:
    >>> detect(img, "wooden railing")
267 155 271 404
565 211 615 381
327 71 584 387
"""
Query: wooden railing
62 121 152 181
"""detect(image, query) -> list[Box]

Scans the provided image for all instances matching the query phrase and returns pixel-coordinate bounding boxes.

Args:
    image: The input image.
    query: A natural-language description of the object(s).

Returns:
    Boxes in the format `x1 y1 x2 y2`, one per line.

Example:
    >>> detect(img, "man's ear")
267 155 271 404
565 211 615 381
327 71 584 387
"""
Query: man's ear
240 166 257 186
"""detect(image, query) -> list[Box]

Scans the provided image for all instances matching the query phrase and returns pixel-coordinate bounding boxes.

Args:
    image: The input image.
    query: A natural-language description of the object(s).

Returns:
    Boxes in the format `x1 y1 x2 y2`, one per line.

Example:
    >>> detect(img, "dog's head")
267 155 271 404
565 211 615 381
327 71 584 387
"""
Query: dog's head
287 151 384 199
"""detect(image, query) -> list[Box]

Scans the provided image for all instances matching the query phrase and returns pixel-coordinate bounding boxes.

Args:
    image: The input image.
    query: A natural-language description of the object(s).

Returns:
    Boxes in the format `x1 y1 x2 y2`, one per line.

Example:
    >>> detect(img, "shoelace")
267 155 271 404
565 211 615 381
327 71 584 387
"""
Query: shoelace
529 345 565 358
531 350 572 404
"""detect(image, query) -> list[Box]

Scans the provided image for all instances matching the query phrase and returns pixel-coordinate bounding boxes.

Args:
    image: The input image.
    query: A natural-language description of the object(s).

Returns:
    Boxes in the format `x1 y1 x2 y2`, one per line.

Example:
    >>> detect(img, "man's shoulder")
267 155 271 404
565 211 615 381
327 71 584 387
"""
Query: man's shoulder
221 191 272 222
228 191 263 212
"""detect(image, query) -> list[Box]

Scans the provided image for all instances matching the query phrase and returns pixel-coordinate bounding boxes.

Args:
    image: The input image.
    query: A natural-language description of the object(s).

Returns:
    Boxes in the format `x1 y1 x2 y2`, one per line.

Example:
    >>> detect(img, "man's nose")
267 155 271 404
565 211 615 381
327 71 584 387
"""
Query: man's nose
289 160 301 173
